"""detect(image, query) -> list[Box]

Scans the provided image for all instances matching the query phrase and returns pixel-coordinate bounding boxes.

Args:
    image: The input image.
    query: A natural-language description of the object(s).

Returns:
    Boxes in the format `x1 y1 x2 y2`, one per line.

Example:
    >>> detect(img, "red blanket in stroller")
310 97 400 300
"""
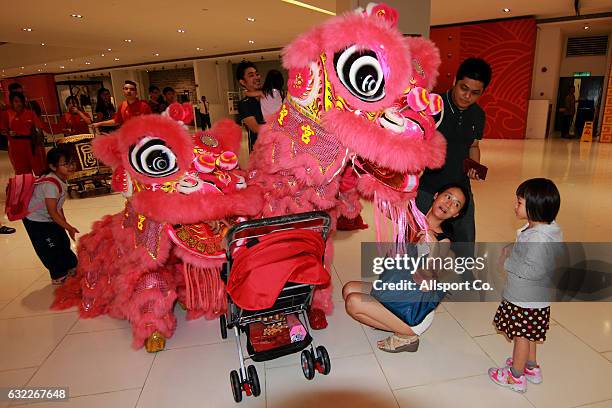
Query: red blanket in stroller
226 229 330 311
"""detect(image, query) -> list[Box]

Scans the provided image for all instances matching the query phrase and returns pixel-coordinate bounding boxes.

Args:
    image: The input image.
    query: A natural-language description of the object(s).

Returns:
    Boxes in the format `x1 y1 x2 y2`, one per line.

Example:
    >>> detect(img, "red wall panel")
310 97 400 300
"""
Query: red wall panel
1 74 60 115
431 18 537 139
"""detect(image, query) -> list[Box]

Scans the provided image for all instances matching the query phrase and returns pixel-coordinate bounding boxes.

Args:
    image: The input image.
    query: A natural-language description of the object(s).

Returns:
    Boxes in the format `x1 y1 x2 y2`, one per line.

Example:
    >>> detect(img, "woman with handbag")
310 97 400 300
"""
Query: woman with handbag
0 92 46 175
342 184 469 353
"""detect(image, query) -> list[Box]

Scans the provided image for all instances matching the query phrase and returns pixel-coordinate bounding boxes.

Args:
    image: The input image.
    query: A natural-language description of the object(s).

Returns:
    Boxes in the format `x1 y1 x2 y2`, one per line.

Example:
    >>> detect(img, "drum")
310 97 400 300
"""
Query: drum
56 134 102 181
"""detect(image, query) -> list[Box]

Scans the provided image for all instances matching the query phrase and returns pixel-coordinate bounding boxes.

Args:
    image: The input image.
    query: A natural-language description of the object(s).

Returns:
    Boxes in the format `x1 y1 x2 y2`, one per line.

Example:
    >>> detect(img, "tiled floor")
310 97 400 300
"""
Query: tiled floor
1 138 611 407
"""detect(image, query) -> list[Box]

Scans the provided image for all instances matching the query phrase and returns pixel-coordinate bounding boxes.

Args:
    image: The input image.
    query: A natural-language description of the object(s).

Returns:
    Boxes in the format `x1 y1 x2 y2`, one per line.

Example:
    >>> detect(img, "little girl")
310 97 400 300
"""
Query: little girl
489 178 562 393
23 147 79 285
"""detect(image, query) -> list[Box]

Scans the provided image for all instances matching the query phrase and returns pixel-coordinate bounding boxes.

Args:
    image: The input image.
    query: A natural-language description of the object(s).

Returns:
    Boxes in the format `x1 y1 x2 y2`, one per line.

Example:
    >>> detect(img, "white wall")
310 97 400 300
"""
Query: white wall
560 55 608 77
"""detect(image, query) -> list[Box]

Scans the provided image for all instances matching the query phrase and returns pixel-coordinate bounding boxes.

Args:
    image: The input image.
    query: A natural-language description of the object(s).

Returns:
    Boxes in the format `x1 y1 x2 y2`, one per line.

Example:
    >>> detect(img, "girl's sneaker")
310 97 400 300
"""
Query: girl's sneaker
488 366 527 393
505 357 543 384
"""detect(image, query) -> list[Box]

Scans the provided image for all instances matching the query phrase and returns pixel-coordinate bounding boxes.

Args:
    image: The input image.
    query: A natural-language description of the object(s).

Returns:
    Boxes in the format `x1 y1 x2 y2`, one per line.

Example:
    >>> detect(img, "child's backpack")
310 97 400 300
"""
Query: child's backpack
5 174 62 221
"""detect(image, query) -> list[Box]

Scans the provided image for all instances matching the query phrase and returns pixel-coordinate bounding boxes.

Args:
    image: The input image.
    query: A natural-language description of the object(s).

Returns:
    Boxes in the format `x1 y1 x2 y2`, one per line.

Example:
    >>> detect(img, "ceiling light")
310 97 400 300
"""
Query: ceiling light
37 69 41 72
20 66 24 69
503 8 510 12
85 62 91 65
107 48 112 51
124 39 132 43
22 28 33 32
60 65 65 69
101 53 105 56
177 29 186 33
584 25 590 30
196 47 201 51
281 0 335 16
247 17 256 22
41 43 45 46
70 58 73 61
70 14 83 18
43 63 47 66
154 53 159 56
248 40 255 44
114 58 120 61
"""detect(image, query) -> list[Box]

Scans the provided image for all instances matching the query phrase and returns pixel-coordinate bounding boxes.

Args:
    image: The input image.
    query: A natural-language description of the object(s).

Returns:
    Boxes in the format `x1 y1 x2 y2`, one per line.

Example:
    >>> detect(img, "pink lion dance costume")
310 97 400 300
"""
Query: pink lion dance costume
53 109 262 352
245 3 447 325
53 3 447 350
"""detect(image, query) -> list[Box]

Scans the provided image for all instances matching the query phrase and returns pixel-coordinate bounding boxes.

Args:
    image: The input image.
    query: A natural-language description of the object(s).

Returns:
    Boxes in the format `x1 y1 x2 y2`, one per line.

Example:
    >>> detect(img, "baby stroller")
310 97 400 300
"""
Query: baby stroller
220 211 332 403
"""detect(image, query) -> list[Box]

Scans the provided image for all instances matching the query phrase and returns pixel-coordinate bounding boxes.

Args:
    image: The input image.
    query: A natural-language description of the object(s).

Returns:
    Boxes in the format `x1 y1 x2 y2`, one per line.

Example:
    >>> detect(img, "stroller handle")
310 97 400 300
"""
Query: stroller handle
224 211 332 256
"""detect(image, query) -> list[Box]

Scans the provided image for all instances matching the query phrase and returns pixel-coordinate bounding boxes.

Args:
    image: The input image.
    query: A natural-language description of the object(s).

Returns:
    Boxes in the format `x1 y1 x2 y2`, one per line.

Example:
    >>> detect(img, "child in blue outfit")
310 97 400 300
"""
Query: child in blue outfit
489 178 563 393
23 147 79 285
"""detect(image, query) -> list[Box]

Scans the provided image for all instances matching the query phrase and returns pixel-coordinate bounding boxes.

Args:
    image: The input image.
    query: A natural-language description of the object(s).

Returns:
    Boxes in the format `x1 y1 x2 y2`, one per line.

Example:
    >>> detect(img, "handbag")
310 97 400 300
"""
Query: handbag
29 126 45 154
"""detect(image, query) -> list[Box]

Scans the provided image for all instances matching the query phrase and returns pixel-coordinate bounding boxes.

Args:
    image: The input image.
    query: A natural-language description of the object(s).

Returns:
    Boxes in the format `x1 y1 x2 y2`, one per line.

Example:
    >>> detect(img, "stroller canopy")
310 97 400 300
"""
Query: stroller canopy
227 229 330 310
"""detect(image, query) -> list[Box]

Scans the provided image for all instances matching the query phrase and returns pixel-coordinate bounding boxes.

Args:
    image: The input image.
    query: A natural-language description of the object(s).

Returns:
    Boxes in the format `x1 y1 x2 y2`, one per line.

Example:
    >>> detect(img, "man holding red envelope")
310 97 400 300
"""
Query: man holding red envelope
416 58 492 245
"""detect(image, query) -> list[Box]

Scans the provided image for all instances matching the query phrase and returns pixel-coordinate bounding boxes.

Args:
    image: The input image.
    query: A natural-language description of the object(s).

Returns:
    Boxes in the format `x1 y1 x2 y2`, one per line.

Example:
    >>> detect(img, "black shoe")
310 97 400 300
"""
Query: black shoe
0 226 16 234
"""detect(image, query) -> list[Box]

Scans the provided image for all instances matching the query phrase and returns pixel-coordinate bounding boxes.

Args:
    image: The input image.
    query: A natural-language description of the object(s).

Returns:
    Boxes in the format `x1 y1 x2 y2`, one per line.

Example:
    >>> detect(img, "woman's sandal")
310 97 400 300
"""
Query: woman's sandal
377 334 420 353
51 276 68 286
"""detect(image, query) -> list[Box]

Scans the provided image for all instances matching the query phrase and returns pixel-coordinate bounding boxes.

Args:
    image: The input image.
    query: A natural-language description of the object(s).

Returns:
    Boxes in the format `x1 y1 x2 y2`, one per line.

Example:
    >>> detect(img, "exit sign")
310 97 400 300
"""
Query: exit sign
573 72 591 77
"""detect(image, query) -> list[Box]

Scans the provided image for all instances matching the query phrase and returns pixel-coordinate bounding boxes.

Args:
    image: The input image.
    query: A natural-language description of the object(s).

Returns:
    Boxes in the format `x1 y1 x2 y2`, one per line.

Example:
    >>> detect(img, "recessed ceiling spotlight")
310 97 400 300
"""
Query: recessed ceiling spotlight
503 8 511 12
37 69 41 72
114 58 120 61
41 43 45 46
247 17 256 22
196 47 201 51
177 29 186 33
43 63 47 66
154 53 159 56
584 25 590 30
20 66 24 69
70 58 73 61
124 39 132 43
70 14 83 18
85 62 91 65
60 65 65 69
107 48 112 51
248 40 255 44
101 53 105 56
22 28 33 32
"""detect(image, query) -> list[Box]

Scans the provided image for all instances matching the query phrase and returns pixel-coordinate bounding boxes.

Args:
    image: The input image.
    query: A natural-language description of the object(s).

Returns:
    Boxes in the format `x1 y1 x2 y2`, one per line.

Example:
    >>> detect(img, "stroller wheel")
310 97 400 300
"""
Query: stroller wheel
230 370 242 403
301 349 315 380
220 315 227 339
316 345 331 375
247 365 261 397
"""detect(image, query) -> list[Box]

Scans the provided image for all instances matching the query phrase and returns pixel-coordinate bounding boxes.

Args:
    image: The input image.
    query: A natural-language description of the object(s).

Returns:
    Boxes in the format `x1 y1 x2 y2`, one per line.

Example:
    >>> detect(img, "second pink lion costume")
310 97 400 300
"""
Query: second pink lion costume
245 3 446 324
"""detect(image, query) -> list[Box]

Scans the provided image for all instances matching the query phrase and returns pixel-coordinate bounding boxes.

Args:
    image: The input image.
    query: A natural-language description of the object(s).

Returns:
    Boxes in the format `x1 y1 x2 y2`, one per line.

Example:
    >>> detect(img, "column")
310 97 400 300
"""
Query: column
193 60 233 121
336 0 431 37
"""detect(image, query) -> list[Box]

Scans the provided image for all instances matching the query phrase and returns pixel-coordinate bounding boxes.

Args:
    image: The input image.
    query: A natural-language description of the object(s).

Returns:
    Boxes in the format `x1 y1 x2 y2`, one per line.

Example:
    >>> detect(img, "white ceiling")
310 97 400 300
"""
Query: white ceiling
1 0 611 79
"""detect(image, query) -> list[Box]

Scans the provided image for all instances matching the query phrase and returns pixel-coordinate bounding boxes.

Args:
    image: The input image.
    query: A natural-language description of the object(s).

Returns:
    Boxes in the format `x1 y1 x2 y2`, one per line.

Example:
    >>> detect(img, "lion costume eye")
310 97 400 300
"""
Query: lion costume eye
334 45 385 102
129 137 178 178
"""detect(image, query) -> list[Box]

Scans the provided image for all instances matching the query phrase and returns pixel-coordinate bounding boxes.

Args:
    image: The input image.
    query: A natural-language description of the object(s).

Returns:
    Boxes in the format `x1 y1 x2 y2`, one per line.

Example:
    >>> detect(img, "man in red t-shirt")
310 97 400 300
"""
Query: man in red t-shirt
92 80 151 130
59 96 92 135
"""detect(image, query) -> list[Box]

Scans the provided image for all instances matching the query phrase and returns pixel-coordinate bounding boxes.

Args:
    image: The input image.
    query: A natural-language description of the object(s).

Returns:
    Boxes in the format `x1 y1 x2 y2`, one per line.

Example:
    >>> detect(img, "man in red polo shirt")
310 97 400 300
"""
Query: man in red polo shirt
93 80 151 130
0 91 46 175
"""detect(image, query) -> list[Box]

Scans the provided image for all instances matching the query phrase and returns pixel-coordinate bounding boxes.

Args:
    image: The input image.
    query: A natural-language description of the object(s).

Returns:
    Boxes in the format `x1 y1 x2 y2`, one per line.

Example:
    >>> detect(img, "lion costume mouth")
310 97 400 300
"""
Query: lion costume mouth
351 155 419 193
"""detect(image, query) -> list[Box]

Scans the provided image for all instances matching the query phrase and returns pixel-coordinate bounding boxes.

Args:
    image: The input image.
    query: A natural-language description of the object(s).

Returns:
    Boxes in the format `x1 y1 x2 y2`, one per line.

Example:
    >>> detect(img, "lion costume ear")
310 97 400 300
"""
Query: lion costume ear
92 133 122 168
210 119 243 154
404 37 441 91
